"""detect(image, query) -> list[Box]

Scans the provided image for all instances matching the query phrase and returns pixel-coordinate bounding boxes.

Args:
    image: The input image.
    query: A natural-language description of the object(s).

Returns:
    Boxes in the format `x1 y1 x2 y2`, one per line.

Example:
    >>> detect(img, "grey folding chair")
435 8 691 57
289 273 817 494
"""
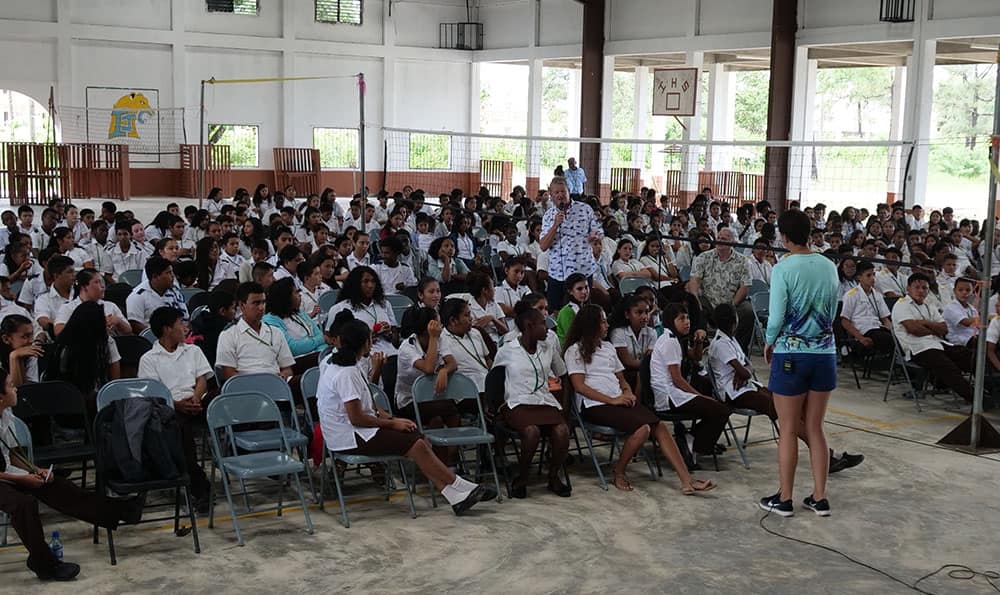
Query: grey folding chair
748 279 769 298
139 328 157 344
96 378 175 412
119 269 143 287
318 289 340 313
321 383 417 528
1 415 32 547
703 358 777 470
387 294 413 327
221 373 317 503
569 396 658 490
883 331 926 412
750 291 770 355
411 373 503 505
619 277 655 296
206 391 314 546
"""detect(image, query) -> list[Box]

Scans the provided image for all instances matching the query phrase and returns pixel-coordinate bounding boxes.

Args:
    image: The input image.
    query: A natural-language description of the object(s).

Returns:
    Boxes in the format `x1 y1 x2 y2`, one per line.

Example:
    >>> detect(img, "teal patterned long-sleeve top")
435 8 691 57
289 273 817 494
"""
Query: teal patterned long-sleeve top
765 252 840 354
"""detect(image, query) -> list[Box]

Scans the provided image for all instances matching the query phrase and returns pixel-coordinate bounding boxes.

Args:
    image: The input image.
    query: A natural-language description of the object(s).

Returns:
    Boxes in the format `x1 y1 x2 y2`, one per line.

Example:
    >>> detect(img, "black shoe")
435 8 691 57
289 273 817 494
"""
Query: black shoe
829 452 865 474
803 495 831 517
509 485 527 499
547 480 572 498
118 493 146 525
480 485 499 502
758 493 794 517
452 485 488 515
32 561 81 581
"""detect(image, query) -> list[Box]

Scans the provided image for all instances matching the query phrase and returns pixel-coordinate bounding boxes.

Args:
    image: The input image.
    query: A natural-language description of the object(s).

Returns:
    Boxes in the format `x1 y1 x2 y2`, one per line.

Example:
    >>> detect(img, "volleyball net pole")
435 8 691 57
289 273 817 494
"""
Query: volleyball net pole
197 73 366 208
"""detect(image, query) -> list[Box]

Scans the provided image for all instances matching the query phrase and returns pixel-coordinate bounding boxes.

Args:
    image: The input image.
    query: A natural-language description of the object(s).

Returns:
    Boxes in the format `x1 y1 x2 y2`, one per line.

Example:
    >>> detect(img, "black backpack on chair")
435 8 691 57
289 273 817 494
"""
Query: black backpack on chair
95 397 186 485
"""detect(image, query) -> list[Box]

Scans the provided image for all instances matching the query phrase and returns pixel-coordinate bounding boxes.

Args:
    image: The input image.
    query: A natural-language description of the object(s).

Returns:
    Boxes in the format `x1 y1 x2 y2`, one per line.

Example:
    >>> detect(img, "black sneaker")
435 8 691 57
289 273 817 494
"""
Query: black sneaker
452 485 488 516
829 451 865 474
32 561 81 581
758 493 794 517
803 495 831 517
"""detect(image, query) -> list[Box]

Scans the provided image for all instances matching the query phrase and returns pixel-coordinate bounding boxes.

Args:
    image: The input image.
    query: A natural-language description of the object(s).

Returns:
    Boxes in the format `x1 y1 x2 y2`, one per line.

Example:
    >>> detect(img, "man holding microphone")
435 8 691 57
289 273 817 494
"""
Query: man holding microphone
539 176 603 310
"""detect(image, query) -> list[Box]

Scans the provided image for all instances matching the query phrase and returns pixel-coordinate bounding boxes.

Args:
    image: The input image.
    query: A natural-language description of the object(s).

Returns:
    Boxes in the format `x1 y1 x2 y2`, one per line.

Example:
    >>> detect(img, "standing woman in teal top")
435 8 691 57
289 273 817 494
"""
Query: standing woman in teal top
759 209 840 519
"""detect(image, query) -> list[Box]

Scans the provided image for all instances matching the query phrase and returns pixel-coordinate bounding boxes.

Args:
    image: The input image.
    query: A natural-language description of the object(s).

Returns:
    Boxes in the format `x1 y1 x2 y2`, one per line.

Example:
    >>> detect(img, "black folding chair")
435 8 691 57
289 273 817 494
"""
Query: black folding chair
114 335 154 378
104 283 132 316
12 381 95 487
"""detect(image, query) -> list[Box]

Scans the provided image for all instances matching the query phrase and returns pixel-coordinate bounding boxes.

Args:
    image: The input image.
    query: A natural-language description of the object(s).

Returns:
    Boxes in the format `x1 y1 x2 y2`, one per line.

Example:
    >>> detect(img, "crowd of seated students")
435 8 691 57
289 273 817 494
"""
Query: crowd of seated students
6 181 995 581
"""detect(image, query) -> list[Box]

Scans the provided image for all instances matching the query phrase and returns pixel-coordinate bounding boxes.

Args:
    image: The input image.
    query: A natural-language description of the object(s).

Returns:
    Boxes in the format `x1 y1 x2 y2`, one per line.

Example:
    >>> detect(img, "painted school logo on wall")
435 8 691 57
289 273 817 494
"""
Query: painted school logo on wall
107 93 154 140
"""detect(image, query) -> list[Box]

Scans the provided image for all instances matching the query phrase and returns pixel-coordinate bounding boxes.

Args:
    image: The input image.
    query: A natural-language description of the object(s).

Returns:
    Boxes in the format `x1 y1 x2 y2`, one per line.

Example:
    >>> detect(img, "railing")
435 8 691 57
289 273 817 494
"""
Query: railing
273 148 321 196
698 170 763 210
64 144 130 200
479 159 512 199
610 167 642 196
180 144 231 198
1 143 70 205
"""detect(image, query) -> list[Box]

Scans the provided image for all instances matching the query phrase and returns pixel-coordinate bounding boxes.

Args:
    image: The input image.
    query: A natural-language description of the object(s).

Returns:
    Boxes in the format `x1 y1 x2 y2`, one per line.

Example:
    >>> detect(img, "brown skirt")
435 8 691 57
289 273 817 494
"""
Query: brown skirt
342 428 422 457
581 403 659 434
499 404 566 431
395 400 461 424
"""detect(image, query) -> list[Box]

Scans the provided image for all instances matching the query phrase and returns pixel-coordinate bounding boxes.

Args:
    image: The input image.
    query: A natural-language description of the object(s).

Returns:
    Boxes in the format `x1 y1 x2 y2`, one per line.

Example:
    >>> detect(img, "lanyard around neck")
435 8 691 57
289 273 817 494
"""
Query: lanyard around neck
447 329 487 369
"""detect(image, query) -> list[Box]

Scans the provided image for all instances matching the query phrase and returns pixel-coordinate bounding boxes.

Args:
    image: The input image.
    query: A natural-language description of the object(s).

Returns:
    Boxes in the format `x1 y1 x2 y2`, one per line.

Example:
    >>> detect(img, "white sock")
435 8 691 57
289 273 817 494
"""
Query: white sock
440 476 477 505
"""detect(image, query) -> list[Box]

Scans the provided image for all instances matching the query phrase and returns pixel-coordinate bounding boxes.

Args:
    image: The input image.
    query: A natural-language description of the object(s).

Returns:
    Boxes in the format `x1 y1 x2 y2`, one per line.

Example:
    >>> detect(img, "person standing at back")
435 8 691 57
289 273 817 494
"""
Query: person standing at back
759 209 840 519
563 158 587 199
539 177 602 311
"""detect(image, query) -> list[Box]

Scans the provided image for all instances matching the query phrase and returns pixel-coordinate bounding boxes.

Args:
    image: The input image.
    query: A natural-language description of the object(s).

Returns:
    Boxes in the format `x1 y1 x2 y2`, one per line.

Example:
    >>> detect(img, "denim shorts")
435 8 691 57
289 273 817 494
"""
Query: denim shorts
768 352 838 395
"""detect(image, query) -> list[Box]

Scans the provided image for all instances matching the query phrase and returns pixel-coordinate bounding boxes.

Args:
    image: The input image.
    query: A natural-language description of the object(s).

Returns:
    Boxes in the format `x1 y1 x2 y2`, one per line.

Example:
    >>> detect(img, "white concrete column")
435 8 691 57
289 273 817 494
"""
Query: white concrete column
526 58 544 193
650 110 667 193
567 68 581 165
55 0 73 138
788 46 817 205
632 66 650 170
679 51 704 202
887 65 906 200
705 62 733 171
599 55 616 196
902 39 935 209
467 62 481 178
280 0 296 150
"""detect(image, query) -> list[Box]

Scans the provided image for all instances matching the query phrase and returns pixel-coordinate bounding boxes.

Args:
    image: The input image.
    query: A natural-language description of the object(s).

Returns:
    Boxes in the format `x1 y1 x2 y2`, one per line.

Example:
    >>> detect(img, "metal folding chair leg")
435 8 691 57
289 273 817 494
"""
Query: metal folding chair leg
331 459 351 528
399 461 417 519
727 420 750 469
290 471 314 535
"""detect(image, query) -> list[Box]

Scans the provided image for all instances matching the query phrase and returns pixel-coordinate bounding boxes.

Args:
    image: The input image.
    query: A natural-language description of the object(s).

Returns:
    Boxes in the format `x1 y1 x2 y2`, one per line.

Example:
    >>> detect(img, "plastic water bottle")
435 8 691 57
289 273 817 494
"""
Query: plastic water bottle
49 531 63 561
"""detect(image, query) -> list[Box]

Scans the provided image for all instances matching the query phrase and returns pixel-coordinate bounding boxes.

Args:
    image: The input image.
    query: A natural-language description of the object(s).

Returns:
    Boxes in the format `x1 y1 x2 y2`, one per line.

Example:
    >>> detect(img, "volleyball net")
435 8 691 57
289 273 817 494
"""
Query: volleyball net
57 105 187 163
383 126 914 213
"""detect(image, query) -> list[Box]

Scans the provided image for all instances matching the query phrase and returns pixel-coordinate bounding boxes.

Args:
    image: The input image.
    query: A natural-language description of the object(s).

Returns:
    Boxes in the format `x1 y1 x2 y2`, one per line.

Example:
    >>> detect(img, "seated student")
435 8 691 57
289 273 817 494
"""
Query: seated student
494 256 530 319
45 301 121 400
216 282 295 382
53 268 131 337
297 260 329 319
214 232 244 284
191 290 236 367
251 260 276 292
649 303 730 464
564 304 715 494
891 272 975 403
317 318 495 514
400 277 441 339
711 302 867 472
746 238 773 285
936 253 960 305
494 306 571 498
985 298 1000 374
374 236 417 296
272 245 304 285
609 239 651 287
608 295 656 393
840 260 894 358
47 227 93 272
126 257 184 334
137 307 213 508
555 272 590 347
107 221 147 282
34 255 76 331
394 307 461 463
875 247 907 299
466 271 508 347
328 265 398 359
238 239 269 283
495 224 523 263
0 366 142 582
942 277 980 349
1 239 41 284
439 297 492 394
427 236 469 289
262 277 327 359
0 314 41 385
346 231 371 270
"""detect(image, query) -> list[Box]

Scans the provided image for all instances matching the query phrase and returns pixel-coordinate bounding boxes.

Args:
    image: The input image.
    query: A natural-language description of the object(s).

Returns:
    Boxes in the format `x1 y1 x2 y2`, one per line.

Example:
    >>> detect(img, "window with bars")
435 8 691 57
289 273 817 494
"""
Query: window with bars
314 127 359 169
207 0 259 15
315 0 362 25
208 124 259 167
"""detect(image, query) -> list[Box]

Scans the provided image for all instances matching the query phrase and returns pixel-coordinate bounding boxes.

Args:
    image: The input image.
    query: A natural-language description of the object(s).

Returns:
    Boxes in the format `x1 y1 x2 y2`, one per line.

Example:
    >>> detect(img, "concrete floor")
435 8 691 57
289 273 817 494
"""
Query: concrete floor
3 360 999 594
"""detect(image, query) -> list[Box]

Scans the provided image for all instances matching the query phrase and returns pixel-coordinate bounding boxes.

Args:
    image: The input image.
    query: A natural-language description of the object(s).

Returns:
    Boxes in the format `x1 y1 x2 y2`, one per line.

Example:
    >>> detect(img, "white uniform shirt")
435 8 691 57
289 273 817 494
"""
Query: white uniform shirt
34 287 72 323
746 257 772 285
64 247 92 271
609 325 657 364
89 242 114 277
137 341 213 401
440 328 490 392
54 298 125 328
943 300 979 346
467 298 506 345
565 340 625 410
328 299 397 356
395 335 452 409
299 283 330 317
986 316 1000 345
708 330 759 401
374 263 416 295
126 282 172 327
494 281 529 314
214 253 244 284
317 363 378 452
875 269 907 297
840 286 891 335
493 338 562 410
891 296 946 359
346 252 370 270
215 318 295 374
108 242 147 281
649 331 698 410
0 409 28 477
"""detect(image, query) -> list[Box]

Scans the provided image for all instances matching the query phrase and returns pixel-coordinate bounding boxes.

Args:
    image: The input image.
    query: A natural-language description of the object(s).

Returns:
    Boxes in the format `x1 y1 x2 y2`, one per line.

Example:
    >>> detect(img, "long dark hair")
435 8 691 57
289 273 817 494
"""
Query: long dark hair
195 237 218 290
46 227 73 252
241 217 265 249
608 294 646 330
266 277 298 319
0 314 32 363
563 304 606 364
337 265 385 308
329 319 371 367
50 301 111 392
